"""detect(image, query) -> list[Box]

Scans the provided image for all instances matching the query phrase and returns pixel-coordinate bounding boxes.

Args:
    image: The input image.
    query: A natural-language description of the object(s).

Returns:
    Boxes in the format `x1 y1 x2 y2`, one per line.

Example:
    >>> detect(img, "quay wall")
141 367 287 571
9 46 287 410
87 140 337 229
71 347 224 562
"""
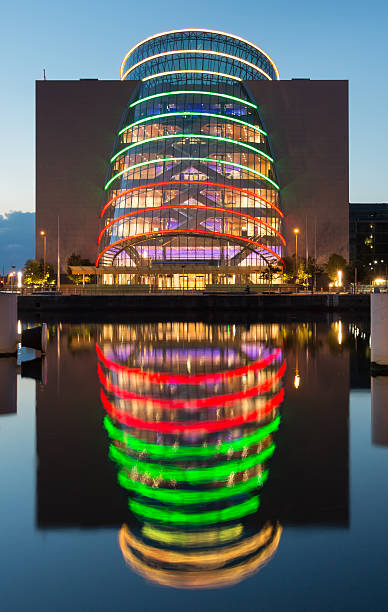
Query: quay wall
18 294 369 320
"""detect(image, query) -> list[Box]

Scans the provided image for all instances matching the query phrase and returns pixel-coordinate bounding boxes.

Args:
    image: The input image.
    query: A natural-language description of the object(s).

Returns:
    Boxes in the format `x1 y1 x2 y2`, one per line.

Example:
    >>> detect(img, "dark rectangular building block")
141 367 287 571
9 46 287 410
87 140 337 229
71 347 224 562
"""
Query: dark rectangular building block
36 80 138 269
36 79 348 268
247 79 349 261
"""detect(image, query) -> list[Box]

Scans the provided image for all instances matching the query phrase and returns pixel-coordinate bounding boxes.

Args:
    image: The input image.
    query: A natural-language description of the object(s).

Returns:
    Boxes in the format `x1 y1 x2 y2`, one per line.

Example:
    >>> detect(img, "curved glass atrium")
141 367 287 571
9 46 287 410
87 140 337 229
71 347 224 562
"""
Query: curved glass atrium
97 29 284 288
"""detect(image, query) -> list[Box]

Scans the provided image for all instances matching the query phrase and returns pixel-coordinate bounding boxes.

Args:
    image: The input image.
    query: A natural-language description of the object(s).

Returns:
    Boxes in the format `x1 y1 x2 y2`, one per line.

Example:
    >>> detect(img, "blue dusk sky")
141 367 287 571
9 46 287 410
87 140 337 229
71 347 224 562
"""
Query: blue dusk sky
0 0 387 216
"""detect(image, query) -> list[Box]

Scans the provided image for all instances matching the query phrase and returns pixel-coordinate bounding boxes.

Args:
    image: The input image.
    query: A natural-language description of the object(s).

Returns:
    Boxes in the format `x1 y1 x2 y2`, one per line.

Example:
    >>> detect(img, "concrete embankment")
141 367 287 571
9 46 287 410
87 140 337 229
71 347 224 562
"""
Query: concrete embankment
18 292 370 321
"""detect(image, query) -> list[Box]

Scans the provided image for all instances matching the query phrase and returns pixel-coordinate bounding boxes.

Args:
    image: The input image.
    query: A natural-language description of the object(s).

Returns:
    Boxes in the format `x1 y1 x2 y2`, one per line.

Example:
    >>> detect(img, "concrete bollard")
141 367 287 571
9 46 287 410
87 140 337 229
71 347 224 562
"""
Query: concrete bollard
0 293 17 355
0 358 17 415
371 294 388 369
371 376 388 447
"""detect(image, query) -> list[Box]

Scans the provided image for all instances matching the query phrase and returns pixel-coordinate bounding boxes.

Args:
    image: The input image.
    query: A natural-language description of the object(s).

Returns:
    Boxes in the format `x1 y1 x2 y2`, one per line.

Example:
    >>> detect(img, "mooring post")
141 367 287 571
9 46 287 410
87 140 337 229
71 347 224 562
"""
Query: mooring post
0 293 17 355
370 293 388 446
0 358 17 415
371 293 388 371
371 376 388 447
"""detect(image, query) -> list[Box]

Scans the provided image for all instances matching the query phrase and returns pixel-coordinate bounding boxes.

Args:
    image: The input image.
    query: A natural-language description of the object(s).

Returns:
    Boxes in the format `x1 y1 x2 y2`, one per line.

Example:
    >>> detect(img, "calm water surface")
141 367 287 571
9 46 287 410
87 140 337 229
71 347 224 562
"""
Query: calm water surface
0 318 387 612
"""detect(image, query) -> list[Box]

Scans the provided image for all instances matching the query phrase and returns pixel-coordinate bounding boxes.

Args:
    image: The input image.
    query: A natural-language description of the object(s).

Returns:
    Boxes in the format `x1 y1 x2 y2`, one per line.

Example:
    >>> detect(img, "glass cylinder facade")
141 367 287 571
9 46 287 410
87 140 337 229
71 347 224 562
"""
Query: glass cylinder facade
97 322 285 587
97 29 284 287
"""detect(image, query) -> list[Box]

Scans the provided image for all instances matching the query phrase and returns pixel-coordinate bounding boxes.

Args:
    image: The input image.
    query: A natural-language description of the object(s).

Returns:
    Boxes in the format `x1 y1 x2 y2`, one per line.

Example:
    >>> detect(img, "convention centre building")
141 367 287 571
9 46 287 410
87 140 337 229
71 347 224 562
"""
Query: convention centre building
36 29 349 288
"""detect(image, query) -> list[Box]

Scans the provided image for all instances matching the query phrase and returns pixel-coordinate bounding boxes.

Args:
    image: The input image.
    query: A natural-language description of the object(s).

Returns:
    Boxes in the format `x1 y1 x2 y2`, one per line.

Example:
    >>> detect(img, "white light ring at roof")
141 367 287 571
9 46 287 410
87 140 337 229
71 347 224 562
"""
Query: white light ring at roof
121 49 273 82
120 29 280 80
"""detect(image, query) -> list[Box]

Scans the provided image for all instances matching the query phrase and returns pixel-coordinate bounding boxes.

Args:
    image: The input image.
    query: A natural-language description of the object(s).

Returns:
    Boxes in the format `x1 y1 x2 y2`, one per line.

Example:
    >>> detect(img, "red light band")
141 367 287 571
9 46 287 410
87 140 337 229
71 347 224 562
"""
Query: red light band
95 343 281 384
97 204 285 246
99 181 284 218
100 387 284 433
96 229 284 267
98 361 286 409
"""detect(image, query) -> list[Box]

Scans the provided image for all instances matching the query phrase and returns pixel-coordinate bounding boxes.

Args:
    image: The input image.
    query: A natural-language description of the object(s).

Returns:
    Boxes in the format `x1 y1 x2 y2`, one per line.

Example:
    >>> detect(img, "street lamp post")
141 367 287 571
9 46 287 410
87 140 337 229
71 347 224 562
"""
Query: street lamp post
40 231 47 283
294 228 300 283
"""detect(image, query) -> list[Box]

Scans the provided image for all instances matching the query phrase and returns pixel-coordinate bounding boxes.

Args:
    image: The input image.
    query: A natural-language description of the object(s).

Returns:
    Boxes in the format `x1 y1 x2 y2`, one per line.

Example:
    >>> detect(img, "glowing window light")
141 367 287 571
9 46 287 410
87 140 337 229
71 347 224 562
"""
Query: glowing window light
104 156 280 191
100 181 283 219
294 373 300 389
128 90 258 110
142 523 243 547
104 415 280 458
119 111 266 138
142 70 243 83
129 495 260 525
121 49 273 82
122 523 273 566
96 343 281 383
100 387 284 433
97 204 285 246
96 229 284 267
98 359 285 408
110 134 273 163
109 443 275 483
120 28 280 81
118 470 268 504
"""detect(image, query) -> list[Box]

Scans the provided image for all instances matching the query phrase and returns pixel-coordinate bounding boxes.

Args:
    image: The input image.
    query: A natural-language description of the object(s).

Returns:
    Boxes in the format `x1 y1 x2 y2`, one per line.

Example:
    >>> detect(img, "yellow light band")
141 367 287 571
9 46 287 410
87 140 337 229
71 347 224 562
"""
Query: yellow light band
141 69 243 83
122 49 273 82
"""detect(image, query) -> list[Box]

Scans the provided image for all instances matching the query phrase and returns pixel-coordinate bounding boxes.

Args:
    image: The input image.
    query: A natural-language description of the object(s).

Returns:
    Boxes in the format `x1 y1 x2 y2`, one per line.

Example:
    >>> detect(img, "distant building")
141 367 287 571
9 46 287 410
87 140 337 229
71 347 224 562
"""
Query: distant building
36 29 349 287
349 203 388 276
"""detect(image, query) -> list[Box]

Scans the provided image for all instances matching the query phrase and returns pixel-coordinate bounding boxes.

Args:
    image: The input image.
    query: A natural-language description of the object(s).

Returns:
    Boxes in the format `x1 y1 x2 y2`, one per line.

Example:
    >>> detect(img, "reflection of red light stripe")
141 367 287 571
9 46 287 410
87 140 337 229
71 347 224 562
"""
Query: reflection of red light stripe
100 387 284 433
98 361 286 409
96 229 284 267
100 180 284 218
95 343 281 384
98 204 286 246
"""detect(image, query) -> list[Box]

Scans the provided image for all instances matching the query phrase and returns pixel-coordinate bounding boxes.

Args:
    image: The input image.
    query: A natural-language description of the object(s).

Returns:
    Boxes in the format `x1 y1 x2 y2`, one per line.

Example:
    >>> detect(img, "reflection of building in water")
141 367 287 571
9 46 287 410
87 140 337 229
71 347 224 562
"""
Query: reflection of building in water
97 322 285 588
35 320 350 544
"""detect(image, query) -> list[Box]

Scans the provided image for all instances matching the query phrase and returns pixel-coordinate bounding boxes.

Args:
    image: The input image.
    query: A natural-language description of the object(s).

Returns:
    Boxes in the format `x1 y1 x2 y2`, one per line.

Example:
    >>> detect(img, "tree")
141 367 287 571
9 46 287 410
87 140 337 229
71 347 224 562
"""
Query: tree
23 259 55 286
326 253 347 283
67 253 94 284
281 256 295 283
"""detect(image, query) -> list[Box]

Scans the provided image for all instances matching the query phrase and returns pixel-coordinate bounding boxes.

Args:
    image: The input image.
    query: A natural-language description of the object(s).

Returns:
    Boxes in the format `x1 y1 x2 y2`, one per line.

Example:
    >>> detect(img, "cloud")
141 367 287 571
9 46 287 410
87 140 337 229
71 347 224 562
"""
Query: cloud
0 211 35 272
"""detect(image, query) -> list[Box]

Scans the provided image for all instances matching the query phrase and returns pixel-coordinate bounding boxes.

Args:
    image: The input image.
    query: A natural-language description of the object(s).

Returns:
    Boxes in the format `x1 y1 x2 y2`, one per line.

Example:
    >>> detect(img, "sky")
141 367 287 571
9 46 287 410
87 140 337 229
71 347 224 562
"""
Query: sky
0 0 387 216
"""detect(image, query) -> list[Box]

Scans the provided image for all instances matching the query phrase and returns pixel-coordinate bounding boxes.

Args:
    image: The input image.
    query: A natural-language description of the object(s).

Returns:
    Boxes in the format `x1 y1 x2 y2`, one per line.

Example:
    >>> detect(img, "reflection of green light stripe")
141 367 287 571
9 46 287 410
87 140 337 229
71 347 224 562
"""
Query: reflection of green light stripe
129 90 258 109
104 415 280 459
142 523 243 546
119 112 267 136
129 496 260 525
109 443 275 483
118 469 268 504
105 157 279 191
110 134 273 163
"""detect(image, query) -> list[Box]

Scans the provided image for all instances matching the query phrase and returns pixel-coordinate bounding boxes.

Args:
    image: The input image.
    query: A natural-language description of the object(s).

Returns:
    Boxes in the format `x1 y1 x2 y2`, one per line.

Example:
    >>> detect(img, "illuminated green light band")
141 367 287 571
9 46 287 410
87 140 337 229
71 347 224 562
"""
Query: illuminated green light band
118 469 268 505
119 111 267 137
110 134 273 164
129 496 260 525
109 443 275 483
104 415 280 459
129 90 258 109
105 157 280 191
